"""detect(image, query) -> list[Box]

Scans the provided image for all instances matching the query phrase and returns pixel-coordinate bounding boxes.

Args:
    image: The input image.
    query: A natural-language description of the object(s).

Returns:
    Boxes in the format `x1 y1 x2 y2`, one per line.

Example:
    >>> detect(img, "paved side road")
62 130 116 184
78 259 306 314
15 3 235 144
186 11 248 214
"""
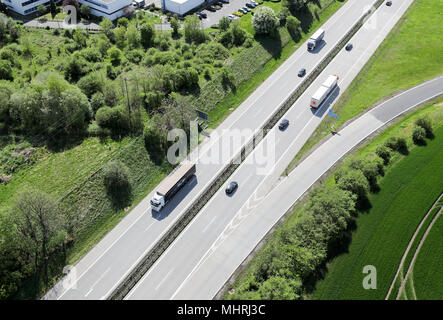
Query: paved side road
173 75 443 299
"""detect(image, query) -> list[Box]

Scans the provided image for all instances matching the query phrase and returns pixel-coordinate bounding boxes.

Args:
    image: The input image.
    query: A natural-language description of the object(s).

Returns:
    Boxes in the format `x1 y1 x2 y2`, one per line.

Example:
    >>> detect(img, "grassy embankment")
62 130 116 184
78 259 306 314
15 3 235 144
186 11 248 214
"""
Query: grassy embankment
288 0 443 171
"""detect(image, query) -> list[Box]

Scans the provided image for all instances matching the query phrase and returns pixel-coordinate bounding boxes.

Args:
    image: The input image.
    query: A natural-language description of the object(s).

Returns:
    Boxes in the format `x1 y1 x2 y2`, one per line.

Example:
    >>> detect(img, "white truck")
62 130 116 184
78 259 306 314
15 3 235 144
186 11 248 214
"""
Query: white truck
150 162 196 212
307 28 325 51
310 74 339 109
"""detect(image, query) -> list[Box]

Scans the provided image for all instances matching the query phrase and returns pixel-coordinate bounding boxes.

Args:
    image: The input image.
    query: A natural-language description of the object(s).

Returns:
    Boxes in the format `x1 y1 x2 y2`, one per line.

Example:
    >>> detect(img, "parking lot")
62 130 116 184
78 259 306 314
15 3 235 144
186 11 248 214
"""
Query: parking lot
199 0 260 29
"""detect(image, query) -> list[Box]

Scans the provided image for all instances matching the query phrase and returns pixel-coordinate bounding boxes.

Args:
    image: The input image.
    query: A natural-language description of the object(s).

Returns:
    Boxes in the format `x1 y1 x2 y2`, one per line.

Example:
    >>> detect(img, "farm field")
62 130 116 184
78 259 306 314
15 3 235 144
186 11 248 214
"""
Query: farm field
289 0 443 169
310 104 443 300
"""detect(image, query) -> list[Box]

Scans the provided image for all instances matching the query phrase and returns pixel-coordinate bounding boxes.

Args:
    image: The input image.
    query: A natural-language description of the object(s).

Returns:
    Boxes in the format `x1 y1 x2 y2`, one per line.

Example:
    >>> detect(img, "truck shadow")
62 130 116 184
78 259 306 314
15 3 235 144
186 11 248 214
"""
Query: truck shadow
151 175 198 221
311 86 341 118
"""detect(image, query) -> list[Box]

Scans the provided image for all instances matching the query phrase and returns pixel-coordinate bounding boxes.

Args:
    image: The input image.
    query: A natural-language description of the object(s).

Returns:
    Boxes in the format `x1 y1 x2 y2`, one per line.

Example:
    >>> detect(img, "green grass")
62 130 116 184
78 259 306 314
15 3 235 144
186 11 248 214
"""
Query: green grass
310 109 443 299
288 0 443 171
411 214 443 299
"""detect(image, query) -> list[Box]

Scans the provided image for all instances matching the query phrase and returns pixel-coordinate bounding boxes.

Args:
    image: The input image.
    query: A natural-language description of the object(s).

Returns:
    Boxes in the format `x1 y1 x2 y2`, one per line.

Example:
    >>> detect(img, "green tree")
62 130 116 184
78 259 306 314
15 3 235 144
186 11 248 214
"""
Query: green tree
337 169 369 201
0 59 13 80
170 17 180 35
96 105 130 135
37 4 47 16
107 46 122 65
258 276 301 300
184 15 207 44
126 24 140 49
80 4 90 19
375 145 391 164
114 27 127 49
219 16 230 32
412 126 426 144
140 23 155 48
100 18 115 42
286 16 301 38
231 21 247 46
252 7 279 36
91 92 106 114
415 117 433 137
103 161 132 205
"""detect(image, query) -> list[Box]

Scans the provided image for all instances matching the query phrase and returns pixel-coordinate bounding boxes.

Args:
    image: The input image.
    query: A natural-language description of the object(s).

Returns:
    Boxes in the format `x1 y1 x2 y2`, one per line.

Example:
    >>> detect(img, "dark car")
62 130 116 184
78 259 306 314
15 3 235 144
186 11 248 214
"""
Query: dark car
199 11 207 18
226 181 238 195
221 0 229 3
216 1 223 7
279 119 289 130
239 8 247 14
245 2 256 8
345 43 353 51
207 5 216 11
196 12 203 19
298 68 306 77
386 1 392 6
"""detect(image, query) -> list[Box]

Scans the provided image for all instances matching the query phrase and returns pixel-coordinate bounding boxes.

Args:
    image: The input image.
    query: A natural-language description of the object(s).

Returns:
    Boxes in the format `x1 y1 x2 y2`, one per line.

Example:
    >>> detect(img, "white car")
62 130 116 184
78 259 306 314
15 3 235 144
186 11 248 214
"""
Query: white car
228 15 235 20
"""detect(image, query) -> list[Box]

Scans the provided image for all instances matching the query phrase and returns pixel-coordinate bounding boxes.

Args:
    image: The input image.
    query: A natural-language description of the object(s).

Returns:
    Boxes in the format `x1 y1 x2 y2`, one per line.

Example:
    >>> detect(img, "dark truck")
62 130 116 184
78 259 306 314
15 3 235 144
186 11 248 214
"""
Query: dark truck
150 162 196 212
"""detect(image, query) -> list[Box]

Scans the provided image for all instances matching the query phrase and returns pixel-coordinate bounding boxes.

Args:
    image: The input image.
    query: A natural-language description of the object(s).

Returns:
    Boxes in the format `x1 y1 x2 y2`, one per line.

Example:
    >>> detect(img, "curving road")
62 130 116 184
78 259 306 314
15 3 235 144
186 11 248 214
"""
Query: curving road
46 0 380 300
126 0 424 299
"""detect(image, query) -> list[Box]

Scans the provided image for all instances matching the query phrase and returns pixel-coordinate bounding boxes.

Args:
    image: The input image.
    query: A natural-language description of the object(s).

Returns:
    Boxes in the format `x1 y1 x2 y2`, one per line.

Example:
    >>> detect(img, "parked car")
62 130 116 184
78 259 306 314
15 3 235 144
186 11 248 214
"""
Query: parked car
199 11 207 18
196 12 203 19
221 0 229 3
386 1 392 6
298 68 306 77
228 15 235 20
251 0 260 5
279 119 290 130
345 43 353 51
226 181 238 195
216 1 223 7
207 5 216 11
239 8 247 14
245 2 256 8
243 6 251 12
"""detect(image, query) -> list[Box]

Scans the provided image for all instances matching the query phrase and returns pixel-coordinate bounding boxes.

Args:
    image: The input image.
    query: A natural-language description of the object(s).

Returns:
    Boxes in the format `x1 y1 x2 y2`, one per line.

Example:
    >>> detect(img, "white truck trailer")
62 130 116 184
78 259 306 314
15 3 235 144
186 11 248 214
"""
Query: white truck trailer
150 162 196 212
310 74 339 109
307 28 325 51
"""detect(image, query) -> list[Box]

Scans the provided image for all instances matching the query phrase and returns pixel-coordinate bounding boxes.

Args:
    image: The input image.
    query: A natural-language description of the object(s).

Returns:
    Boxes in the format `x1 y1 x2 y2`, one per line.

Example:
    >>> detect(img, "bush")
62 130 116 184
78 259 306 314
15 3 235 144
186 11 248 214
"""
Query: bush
384 136 408 153
337 169 369 202
252 7 279 35
375 145 391 165
412 126 426 144
103 160 132 206
90 92 106 114
0 60 13 80
286 16 301 38
96 106 130 135
415 117 433 137
219 17 230 32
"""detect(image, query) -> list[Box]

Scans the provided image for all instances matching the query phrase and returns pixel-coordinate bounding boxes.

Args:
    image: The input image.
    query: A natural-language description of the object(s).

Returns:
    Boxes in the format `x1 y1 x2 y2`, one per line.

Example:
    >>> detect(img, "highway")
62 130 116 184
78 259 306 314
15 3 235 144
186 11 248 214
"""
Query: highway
45 0 379 300
125 0 419 299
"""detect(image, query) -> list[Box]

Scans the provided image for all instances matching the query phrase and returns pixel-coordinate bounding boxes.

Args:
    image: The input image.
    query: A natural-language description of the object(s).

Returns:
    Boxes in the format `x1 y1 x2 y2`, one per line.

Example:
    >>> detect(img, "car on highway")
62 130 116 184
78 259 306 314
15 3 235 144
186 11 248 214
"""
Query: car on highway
298 68 306 77
207 5 216 12
345 43 353 51
386 1 392 6
278 119 290 130
225 181 238 195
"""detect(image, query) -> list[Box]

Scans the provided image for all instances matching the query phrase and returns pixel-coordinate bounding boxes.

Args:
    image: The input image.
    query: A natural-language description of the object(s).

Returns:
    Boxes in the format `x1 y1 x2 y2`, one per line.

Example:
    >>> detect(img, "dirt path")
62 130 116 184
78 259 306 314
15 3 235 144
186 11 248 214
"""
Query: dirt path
385 193 443 299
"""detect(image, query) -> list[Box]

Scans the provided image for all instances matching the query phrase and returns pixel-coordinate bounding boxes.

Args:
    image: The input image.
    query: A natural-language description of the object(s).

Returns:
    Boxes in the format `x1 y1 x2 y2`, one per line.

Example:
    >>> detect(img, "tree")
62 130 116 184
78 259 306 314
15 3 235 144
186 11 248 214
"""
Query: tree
114 27 127 49
107 46 122 65
140 23 155 48
96 105 130 135
219 17 230 32
126 24 140 49
231 21 247 46
277 6 290 25
103 161 132 205
91 92 105 114
258 276 301 300
9 86 44 133
80 4 90 20
12 188 66 284
37 4 47 16
252 7 279 36
412 126 426 144
375 145 391 165
286 16 301 38
283 0 308 11
170 17 180 35
184 15 207 44
0 59 12 80
100 18 114 42
415 117 432 137
337 169 369 201
64 52 88 82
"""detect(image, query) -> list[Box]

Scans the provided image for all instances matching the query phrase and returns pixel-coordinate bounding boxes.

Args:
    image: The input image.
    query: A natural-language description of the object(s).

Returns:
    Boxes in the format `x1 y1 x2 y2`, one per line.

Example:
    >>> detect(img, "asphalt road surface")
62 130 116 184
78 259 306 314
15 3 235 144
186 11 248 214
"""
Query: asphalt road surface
126 0 419 299
45 0 381 300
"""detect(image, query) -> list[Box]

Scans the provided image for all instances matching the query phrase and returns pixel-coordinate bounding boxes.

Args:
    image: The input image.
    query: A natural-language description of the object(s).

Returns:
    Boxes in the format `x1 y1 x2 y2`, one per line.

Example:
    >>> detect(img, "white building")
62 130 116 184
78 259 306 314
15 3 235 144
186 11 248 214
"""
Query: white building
79 0 132 21
1 0 132 21
163 0 206 15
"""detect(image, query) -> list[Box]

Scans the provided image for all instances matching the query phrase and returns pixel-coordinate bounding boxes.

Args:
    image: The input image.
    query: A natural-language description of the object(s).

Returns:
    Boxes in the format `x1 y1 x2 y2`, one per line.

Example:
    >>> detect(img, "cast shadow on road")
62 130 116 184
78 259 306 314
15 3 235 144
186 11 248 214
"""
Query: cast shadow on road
151 175 198 221
310 86 341 118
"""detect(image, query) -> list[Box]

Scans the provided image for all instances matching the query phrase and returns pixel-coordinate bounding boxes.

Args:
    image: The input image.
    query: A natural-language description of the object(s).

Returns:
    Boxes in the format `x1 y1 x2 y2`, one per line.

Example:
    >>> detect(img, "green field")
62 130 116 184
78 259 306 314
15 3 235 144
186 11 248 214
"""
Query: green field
288 0 443 169
311 108 443 299
411 214 443 300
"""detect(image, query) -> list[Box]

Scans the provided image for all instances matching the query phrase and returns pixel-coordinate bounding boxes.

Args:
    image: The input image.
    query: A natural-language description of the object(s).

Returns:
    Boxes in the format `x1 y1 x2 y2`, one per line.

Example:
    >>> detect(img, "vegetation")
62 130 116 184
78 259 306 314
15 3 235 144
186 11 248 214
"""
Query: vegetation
225 99 443 300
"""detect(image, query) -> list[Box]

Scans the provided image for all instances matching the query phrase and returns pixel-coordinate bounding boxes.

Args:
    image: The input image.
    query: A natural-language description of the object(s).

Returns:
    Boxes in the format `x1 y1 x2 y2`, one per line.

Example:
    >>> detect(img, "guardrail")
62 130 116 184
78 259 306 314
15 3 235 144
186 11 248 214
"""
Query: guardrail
109 0 384 300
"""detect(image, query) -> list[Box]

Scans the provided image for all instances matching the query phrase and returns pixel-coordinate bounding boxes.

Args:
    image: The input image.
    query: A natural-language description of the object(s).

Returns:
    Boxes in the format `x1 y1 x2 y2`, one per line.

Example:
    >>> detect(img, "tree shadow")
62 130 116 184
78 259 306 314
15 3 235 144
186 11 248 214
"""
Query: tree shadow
255 32 282 60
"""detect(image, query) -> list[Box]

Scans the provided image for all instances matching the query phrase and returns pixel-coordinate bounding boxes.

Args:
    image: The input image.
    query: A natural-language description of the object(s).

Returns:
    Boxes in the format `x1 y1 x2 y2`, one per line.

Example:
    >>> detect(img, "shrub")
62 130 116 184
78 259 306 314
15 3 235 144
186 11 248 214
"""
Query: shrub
384 136 408 153
337 169 369 201
286 16 301 38
96 106 130 135
90 92 106 114
103 160 132 206
0 60 13 80
219 17 230 32
412 126 426 144
375 145 391 165
252 7 279 35
415 117 432 137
